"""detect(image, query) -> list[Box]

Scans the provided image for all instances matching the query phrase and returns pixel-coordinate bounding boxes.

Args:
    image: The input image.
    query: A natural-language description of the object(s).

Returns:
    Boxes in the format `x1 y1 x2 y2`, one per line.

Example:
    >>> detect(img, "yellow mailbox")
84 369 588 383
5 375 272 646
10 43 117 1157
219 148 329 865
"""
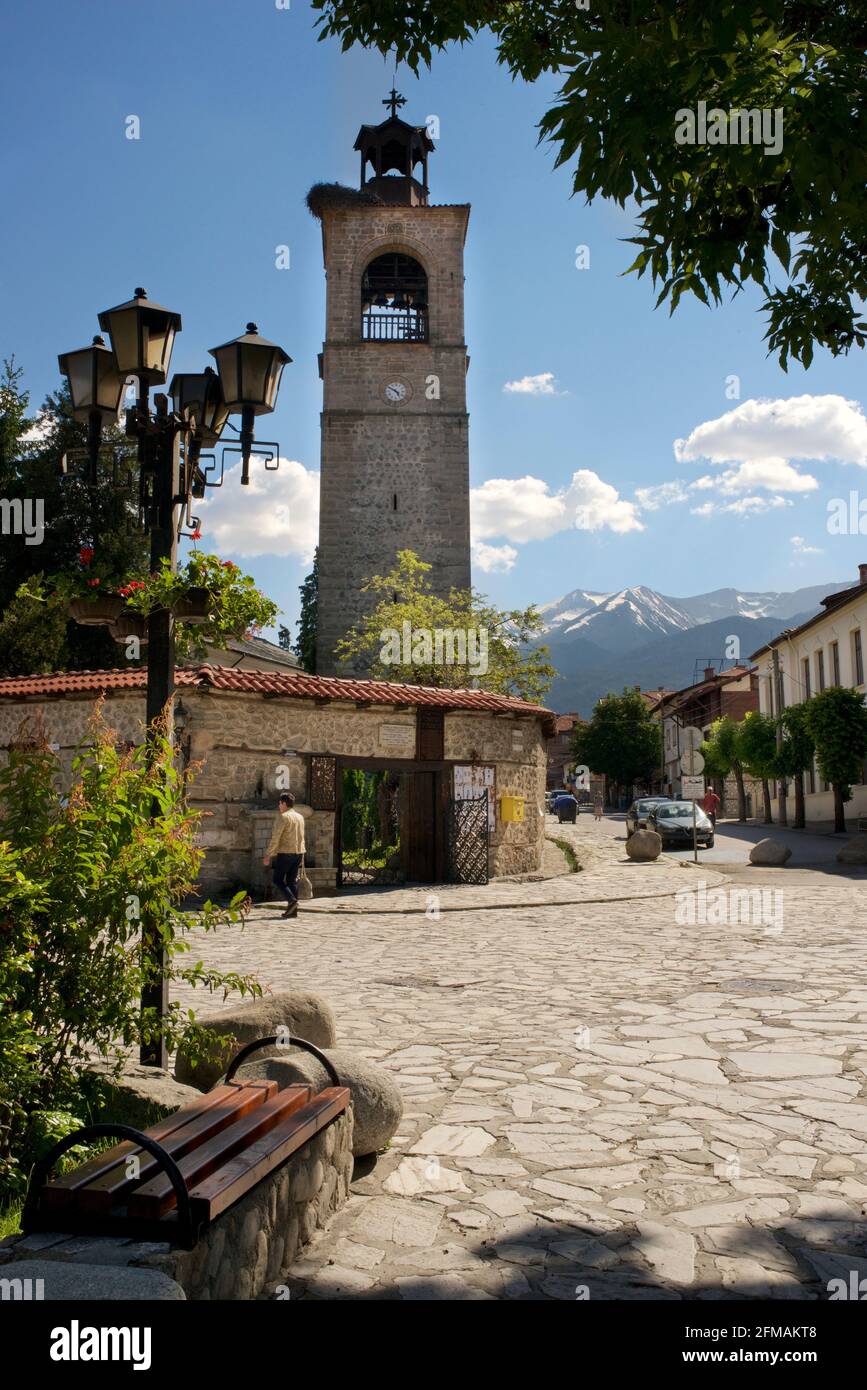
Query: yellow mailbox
500 795 525 823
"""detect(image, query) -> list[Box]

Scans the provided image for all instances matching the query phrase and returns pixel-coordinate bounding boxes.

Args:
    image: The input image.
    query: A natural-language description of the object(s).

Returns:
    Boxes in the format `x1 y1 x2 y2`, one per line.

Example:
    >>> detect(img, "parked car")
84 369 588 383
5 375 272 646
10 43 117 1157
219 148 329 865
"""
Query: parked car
625 796 673 837
647 801 714 849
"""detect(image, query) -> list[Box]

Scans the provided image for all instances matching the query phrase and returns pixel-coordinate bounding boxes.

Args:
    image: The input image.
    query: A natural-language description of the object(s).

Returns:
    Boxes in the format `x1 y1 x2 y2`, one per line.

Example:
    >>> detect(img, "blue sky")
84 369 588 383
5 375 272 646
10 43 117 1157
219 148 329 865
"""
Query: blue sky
3 0 866 640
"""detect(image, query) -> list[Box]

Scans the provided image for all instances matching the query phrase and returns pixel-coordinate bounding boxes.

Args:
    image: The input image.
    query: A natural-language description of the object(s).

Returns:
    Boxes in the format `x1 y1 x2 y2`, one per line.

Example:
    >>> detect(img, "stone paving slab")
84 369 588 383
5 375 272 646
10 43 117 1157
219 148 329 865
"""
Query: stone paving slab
303 838 726 914
175 827 867 1301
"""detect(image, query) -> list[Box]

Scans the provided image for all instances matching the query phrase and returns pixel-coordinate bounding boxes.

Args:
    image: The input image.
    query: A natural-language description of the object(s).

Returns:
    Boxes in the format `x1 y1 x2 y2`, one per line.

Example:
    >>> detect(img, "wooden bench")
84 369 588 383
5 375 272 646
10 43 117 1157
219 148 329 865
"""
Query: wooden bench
22 1037 349 1249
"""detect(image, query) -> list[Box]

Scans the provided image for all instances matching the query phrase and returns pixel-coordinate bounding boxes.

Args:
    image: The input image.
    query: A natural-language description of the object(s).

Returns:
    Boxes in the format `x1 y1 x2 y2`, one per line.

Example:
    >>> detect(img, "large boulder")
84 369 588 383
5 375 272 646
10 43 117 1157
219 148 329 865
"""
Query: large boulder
836 833 867 865
236 1048 402 1157
625 829 662 862
174 991 337 1092
749 838 792 866
86 1060 204 1130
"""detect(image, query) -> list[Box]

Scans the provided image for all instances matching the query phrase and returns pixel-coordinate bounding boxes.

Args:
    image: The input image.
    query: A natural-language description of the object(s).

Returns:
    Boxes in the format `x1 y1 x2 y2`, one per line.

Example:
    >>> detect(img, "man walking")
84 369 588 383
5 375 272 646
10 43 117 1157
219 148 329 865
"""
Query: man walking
700 786 721 828
263 792 306 919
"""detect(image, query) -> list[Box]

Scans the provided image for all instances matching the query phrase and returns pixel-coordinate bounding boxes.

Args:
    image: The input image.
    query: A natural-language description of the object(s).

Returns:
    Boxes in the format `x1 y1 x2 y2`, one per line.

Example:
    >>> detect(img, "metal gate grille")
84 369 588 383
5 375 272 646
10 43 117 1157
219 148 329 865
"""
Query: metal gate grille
446 791 489 885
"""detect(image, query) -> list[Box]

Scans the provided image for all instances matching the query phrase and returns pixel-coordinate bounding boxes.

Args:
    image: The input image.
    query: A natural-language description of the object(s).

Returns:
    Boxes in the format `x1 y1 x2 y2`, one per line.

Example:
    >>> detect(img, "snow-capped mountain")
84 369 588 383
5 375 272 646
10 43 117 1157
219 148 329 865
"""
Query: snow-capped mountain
665 583 850 625
540 585 693 652
541 580 849 657
537 578 852 714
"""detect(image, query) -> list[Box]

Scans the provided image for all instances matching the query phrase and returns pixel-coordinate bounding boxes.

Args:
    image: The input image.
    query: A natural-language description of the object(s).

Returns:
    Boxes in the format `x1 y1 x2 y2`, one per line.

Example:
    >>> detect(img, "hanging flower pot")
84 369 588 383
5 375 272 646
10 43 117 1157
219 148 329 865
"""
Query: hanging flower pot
109 613 149 644
172 586 213 624
69 595 125 626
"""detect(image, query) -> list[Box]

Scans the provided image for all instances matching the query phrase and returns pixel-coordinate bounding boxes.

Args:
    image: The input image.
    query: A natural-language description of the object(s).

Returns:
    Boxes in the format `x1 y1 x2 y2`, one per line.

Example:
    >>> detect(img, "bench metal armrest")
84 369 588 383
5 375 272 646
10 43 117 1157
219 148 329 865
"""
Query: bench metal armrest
22 1123 197 1249
223 1035 341 1088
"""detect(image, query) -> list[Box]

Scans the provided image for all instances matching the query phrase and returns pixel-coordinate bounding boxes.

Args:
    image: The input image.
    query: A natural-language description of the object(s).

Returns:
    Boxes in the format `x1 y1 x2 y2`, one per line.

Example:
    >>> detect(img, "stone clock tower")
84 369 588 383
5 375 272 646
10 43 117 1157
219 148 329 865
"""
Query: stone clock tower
312 91 472 676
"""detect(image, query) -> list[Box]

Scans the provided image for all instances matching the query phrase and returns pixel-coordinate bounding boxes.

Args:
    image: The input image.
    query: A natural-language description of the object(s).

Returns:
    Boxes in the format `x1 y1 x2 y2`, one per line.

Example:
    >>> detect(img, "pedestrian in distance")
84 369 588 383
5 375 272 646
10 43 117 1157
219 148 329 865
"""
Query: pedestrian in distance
593 793 604 822
262 792 306 919
700 786 721 827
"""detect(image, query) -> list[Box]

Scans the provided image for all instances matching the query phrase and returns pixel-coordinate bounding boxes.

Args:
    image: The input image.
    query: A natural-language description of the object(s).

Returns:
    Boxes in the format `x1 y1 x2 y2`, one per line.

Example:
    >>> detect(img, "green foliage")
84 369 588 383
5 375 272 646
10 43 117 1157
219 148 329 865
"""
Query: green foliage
335 550 555 702
313 1 867 367
0 361 148 674
18 552 278 663
572 689 659 788
295 548 319 674
804 686 867 799
778 701 815 777
737 709 781 779
121 553 279 658
0 706 261 1201
701 716 742 778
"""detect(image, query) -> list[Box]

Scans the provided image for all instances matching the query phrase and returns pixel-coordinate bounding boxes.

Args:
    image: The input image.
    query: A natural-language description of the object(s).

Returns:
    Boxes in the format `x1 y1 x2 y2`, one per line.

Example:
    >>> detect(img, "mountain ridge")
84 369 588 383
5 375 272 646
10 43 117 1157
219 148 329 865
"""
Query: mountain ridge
536 578 849 717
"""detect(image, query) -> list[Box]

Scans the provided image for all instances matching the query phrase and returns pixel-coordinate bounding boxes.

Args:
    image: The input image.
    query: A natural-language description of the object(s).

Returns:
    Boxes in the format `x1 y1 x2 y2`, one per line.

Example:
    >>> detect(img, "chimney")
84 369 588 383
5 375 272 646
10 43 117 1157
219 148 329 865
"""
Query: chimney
703 666 716 681
859 563 867 585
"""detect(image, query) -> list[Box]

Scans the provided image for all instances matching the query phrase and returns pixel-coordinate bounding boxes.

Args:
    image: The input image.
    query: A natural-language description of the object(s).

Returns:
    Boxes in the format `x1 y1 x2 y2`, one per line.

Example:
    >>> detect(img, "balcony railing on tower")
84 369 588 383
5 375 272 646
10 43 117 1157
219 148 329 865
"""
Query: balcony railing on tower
361 308 428 342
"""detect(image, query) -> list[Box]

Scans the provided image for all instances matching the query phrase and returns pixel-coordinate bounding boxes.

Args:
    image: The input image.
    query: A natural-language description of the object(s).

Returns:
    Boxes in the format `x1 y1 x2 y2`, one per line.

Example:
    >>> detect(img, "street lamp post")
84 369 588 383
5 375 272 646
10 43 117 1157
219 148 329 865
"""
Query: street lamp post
59 289 291 1067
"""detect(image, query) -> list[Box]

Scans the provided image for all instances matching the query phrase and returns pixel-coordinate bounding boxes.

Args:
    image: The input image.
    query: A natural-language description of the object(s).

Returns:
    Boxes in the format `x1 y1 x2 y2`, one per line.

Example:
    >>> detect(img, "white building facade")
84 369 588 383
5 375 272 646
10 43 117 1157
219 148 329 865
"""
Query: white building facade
751 565 867 823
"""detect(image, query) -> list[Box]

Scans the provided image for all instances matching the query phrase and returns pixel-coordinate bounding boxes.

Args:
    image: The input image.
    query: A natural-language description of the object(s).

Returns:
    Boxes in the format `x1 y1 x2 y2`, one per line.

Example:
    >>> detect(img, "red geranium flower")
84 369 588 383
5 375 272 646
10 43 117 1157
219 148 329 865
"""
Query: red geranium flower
190 529 202 541
79 547 95 565
87 577 101 587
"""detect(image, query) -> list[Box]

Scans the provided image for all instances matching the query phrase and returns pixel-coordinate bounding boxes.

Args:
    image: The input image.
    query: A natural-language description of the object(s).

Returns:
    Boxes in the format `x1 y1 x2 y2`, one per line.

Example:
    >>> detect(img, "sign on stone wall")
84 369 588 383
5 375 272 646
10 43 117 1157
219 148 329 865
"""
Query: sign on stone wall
379 723 415 751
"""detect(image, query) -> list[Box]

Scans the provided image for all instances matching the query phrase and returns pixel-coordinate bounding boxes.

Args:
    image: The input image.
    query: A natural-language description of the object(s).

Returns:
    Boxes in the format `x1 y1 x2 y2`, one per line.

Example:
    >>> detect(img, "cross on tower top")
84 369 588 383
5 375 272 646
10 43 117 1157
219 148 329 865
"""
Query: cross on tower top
383 86 407 119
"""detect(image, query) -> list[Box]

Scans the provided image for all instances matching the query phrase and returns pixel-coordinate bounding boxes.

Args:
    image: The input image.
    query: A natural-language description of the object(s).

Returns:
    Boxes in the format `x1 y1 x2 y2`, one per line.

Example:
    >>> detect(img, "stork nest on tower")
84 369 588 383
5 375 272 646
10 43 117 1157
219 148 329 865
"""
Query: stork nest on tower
306 182 385 219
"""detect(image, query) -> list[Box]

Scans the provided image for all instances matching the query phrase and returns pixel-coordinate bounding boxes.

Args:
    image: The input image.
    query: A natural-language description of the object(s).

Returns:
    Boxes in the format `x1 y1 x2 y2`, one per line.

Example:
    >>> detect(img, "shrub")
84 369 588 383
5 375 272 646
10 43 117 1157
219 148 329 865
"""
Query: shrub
0 703 261 1200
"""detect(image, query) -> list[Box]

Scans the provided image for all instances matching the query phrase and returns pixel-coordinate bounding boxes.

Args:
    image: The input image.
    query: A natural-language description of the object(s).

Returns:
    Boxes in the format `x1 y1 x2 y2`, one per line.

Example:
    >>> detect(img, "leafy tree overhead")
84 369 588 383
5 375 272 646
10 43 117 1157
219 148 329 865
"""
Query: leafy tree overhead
572 688 659 795
314 1 867 368
335 549 555 702
804 686 867 832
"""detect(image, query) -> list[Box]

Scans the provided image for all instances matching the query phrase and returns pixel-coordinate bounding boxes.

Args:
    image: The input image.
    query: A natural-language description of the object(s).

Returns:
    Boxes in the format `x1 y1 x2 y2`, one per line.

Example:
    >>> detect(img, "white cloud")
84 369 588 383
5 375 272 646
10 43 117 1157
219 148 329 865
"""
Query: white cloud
690 494 792 518
503 372 561 396
471 469 643 543
791 535 823 556
472 540 518 573
675 394 867 472
712 457 819 495
634 480 689 510
196 457 319 560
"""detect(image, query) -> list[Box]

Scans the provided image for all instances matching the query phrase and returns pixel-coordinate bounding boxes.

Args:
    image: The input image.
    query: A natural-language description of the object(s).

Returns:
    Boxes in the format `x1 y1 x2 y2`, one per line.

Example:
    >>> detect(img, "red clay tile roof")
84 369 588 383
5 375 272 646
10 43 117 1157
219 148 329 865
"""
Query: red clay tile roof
0 665 555 734
553 713 581 733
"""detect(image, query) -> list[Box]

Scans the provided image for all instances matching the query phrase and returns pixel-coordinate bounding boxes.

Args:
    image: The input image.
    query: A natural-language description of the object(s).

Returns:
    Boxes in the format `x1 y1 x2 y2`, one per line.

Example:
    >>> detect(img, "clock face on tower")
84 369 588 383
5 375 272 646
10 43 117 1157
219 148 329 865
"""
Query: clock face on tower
383 380 409 404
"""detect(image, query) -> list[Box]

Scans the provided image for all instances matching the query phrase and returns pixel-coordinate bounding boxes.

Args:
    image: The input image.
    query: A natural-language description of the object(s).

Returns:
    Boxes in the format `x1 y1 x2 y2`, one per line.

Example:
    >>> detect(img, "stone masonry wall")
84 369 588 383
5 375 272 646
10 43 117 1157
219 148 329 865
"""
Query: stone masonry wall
0 689 548 885
316 203 472 675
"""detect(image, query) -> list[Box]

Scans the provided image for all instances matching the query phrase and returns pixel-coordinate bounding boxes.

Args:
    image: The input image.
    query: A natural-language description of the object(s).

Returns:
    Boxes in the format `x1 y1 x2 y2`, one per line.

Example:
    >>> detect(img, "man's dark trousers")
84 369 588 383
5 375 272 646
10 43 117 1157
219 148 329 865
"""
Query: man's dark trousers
273 853 302 905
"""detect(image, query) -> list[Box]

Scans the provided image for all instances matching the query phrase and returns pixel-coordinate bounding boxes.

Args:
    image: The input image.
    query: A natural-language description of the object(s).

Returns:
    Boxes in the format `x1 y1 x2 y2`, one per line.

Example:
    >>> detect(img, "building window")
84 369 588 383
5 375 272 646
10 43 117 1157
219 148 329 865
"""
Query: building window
853 629 864 686
816 649 825 692
831 641 840 685
801 657 811 700
361 253 428 342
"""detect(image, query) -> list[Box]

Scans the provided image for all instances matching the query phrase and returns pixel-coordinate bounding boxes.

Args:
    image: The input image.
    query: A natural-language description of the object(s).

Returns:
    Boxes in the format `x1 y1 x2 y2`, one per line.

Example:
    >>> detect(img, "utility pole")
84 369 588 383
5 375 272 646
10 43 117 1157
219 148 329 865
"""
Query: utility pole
771 648 788 826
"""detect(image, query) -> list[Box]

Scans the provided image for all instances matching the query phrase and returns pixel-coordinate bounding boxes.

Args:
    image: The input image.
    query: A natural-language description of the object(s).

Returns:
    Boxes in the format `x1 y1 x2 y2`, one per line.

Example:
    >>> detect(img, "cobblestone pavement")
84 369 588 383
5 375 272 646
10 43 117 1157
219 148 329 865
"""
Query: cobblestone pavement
176 820 867 1301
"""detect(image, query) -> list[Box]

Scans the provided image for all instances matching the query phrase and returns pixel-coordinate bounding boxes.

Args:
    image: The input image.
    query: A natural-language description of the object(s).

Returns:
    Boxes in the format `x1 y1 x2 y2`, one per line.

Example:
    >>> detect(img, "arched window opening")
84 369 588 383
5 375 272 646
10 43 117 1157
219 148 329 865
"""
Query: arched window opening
362 253 428 342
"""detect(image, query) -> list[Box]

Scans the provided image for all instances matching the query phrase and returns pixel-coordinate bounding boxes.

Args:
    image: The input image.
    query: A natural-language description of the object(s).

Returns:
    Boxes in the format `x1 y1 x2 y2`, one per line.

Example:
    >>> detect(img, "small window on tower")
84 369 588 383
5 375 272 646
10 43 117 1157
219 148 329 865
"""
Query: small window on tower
393 493 398 510
361 253 428 342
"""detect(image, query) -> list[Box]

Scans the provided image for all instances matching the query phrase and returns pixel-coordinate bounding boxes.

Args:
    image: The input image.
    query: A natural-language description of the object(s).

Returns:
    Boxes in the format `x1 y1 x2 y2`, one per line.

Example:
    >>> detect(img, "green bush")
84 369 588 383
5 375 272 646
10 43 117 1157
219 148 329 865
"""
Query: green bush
0 703 261 1201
